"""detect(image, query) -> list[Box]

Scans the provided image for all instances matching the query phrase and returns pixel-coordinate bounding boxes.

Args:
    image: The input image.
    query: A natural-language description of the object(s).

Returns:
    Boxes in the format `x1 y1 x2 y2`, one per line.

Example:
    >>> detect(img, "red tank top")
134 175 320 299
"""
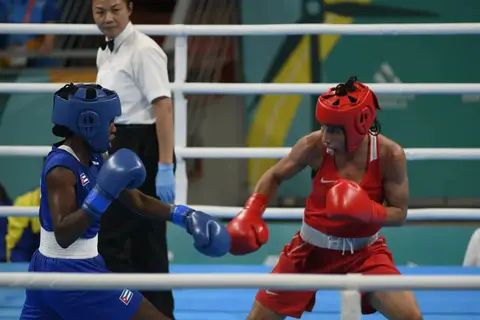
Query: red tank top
304 134 383 237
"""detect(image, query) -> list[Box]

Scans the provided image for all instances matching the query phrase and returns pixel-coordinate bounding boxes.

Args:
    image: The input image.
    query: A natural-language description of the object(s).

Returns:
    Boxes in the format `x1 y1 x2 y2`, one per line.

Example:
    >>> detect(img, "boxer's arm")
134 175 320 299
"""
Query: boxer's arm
121 191 230 256
118 189 172 221
47 167 94 248
255 133 320 198
382 145 409 226
228 133 320 255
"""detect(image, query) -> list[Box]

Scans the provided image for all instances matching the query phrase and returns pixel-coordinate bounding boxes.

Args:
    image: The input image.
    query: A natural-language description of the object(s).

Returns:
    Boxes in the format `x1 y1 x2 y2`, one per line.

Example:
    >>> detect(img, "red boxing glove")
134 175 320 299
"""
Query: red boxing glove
325 179 387 224
227 193 269 255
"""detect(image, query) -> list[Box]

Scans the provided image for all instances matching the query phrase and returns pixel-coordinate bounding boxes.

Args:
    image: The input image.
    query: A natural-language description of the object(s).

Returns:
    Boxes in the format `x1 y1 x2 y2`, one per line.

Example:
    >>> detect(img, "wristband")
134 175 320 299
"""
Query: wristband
82 187 111 218
170 205 192 228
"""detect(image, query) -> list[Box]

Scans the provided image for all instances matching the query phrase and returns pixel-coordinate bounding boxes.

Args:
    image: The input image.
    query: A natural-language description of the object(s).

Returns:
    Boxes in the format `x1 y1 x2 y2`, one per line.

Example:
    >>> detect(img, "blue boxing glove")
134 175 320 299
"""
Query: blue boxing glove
156 163 175 203
82 149 146 218
171 205 231 257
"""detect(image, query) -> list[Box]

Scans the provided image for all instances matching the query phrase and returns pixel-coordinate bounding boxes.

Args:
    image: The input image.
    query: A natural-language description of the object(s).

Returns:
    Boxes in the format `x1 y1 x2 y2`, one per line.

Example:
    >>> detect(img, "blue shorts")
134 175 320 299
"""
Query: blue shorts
20 250 143 320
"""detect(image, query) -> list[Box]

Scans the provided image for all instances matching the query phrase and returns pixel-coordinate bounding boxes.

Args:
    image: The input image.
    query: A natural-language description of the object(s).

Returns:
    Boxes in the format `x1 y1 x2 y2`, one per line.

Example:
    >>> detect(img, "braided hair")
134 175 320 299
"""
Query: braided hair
331 76 381 136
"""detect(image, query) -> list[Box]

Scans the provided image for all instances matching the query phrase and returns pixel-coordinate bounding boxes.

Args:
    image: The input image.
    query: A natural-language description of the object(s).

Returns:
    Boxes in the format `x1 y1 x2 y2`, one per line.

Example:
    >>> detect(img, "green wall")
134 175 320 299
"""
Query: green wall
0 70 55 198
242 0 480 200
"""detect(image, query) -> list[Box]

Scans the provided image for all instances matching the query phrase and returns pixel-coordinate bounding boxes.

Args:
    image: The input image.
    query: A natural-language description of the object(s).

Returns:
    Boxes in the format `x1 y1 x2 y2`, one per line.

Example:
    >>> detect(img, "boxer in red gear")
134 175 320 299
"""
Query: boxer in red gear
228 77 422 320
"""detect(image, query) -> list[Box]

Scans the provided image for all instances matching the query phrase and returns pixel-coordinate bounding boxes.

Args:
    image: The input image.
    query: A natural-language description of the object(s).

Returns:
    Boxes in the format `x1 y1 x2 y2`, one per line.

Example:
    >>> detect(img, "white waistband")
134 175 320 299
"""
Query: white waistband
300 222 378 254
39 227 98 259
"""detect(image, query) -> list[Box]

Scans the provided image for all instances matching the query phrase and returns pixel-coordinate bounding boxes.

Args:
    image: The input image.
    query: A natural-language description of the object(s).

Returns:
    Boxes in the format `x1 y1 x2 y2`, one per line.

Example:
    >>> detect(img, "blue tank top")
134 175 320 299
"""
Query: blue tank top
39 146 104 239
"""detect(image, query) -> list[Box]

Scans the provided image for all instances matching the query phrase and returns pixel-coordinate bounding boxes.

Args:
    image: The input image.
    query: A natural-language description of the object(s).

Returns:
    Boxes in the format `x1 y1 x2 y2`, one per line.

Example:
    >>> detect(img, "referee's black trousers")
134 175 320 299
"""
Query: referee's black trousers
98 124 174 318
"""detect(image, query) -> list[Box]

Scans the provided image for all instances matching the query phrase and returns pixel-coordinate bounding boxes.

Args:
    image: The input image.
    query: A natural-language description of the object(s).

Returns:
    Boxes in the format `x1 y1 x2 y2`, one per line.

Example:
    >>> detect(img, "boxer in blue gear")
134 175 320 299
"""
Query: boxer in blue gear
20 83 230 320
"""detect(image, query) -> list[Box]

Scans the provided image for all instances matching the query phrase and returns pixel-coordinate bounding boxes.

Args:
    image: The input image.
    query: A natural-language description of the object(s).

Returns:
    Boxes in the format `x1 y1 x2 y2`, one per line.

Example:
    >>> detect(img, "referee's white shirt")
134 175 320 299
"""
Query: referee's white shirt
96 22 171 125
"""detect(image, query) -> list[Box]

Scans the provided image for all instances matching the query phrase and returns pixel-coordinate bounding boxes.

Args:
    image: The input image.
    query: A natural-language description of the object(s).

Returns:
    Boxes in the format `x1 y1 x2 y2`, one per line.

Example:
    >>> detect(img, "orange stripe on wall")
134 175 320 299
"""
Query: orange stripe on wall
49 68 97 83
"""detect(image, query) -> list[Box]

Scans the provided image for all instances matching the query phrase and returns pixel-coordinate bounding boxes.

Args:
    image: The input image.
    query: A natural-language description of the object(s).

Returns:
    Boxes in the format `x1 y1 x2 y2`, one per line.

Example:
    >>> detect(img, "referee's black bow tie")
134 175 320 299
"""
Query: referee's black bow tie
100 39 114 51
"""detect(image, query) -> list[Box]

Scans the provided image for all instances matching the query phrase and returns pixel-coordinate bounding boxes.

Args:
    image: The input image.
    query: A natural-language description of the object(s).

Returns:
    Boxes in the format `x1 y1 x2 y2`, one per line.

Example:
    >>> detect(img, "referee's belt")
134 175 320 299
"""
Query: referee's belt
300 222 379 254
114 123 155 130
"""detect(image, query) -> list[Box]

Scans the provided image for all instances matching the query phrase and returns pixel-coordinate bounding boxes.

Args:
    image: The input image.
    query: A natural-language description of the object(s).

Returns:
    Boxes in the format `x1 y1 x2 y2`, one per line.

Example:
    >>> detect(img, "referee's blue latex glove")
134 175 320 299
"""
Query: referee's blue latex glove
156 163 175 203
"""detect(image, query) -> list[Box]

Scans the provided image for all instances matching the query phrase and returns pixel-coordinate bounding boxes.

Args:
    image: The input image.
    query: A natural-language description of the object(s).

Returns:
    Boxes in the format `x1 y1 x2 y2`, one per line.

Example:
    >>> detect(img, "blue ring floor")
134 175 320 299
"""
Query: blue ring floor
0 263 479 319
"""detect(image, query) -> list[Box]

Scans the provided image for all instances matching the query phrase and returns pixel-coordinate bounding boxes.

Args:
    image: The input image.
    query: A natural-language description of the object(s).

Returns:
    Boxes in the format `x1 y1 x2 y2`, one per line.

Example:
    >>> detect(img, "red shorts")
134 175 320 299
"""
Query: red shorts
256 232 400 318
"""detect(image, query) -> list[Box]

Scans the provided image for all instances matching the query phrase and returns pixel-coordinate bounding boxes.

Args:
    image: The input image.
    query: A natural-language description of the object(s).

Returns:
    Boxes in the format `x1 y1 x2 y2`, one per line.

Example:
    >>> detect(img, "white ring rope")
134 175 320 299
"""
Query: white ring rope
0 146 50 157
178 83 480 95
2 146 480 160
1 23 480 36
2 83 480 95
0 272 479 290
175 147 480 160
1 207 480 221
190 207 480 221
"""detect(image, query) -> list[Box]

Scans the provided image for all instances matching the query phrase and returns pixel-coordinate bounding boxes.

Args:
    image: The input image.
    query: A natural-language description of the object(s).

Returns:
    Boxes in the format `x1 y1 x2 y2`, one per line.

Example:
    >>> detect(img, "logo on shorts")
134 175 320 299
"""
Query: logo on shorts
79 173 90 186
119 289 133 306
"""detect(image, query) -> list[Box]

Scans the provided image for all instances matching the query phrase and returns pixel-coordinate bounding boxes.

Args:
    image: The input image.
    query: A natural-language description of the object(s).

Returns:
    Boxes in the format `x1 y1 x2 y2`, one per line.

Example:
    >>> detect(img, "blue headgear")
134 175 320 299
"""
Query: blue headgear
52 83 121 153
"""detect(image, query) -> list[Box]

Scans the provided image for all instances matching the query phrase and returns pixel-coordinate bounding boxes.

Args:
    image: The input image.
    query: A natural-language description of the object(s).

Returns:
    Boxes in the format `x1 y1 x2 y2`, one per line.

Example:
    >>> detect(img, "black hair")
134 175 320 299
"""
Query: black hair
52 125 73 138
121 0 133 8
332 76 382 136
55 82 106 99
55 82 77 99
332 76 358 98
52 83 76 138
92 0 133 5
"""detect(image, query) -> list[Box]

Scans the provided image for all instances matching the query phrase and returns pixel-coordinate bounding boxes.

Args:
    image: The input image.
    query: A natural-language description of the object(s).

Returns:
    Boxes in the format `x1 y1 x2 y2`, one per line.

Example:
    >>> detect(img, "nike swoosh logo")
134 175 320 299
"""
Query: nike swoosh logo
265 289 279 296
320 177 337 184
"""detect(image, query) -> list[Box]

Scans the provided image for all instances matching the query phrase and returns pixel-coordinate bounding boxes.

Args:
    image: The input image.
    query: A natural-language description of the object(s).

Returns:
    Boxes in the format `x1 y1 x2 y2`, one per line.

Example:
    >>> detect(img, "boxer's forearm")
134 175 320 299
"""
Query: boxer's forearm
54 209 93 248
119 189 171 221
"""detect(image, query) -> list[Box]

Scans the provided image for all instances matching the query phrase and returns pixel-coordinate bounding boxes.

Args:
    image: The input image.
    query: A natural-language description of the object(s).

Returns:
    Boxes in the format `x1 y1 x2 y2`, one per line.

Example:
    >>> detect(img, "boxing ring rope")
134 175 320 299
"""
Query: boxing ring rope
0 272 479 291
2 82 480 94
2 146 480 159
1 271 479 320
1 22 480 35
2 206 480 221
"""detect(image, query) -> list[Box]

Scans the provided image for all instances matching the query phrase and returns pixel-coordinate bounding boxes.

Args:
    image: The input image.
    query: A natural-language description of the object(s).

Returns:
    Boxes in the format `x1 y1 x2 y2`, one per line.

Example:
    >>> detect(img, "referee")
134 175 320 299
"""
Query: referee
92 0 175 318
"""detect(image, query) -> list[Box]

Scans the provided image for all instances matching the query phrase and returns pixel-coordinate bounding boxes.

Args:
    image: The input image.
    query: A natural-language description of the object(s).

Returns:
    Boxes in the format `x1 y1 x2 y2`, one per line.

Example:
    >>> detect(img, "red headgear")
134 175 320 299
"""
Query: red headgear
315 78 379 152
